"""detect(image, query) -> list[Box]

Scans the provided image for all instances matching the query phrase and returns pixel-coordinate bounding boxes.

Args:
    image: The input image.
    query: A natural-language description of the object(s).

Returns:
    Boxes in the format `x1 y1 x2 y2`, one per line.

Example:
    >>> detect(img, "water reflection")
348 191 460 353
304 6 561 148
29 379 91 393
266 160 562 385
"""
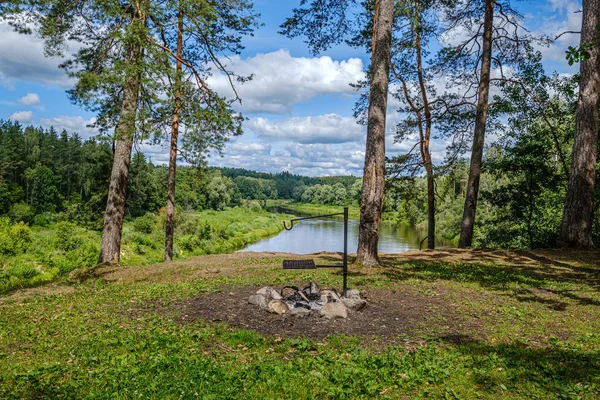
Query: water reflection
240 207 452 254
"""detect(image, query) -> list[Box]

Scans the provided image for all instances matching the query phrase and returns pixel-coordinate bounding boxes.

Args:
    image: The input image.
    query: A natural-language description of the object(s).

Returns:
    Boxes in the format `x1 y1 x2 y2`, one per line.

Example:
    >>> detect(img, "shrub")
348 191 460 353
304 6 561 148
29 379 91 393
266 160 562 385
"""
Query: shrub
0 217 32 256
9 202 33 224
133 214 156 234
54 221 83 252
249 201 262 212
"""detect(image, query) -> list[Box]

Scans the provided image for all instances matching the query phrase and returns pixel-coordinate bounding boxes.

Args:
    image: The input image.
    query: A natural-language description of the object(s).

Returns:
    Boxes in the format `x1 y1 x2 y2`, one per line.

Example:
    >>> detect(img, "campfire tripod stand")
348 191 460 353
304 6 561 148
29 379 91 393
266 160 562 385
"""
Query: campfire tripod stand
282 207 348 297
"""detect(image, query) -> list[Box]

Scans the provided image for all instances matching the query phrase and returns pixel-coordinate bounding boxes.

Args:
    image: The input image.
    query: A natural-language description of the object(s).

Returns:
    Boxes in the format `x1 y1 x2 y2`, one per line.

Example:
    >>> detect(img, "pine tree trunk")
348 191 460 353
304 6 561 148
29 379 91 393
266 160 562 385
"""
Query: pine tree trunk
356 0 394 267
458 0 494 248
559 0 600 248
165 7 184 262
98 6 147 264
414 0 435 250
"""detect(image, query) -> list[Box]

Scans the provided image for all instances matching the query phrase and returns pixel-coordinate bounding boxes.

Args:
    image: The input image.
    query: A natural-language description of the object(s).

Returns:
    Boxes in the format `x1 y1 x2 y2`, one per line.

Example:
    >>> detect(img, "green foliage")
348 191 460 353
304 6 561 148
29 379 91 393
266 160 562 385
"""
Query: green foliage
133 214 156 235
53 221 83 252
0 217 32 256
8 202 33 224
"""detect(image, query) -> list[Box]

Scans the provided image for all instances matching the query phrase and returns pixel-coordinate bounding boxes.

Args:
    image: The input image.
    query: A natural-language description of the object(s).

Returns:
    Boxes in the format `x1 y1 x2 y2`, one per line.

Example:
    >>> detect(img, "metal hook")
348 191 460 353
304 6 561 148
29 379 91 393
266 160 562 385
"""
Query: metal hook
283 220 295 231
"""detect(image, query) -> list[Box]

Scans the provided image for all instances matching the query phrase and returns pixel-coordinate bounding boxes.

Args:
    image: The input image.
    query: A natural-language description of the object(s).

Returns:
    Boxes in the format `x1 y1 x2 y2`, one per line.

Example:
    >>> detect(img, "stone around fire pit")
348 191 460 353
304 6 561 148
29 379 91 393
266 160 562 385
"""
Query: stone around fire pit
289 307 311 317
248 283 365 319
256 286 282 301
319 301 348 319
341 298 367 311
267 300 289 315
248 294 268 309
345 289 361 300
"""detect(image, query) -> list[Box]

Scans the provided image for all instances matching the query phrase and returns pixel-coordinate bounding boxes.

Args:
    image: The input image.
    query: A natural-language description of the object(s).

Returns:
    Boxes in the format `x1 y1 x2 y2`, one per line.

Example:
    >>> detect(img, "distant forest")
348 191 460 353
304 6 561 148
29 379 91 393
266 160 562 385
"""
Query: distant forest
3 113 594 250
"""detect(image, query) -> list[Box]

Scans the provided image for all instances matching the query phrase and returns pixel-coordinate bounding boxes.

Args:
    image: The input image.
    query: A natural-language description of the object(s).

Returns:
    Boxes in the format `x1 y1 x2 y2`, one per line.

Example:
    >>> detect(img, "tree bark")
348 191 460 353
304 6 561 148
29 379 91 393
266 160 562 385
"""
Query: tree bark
98 4 147 264
559 0 600 248
356 0 394 266
165 7 184 262
458 0 494 248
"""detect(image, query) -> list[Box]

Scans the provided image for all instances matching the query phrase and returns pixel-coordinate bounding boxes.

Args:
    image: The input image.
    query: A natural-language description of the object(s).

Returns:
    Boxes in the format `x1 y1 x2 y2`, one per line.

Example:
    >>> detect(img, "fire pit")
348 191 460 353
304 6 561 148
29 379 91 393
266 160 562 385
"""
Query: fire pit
248 281 366 319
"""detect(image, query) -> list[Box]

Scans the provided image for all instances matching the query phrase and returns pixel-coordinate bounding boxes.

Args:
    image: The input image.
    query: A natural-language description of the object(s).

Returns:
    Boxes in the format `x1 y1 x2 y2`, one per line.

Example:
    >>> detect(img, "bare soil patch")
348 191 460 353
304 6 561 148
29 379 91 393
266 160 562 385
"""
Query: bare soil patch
168 285 483 344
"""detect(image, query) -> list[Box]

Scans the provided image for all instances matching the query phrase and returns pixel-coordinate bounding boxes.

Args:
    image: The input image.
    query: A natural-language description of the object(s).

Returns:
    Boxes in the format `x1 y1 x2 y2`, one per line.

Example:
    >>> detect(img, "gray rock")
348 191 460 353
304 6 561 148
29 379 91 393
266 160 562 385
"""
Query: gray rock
289 307 311 317
341 298 367 311
320 289 340 303
345 289 361 299
319 302 348 319
309 281 320 294
248 294 268 309
256 286 282 301
267 300 289 315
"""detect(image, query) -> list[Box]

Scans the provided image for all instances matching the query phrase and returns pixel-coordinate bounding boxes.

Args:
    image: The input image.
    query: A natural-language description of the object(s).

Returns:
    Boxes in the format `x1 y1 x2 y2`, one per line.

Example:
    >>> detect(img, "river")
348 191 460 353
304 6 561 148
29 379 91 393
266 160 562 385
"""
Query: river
239 207 452 254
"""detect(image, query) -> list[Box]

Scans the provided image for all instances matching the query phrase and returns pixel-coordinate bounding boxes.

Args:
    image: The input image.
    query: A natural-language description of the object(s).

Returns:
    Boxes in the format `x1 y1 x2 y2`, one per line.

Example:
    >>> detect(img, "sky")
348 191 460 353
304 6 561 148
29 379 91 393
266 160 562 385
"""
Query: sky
0 0 582 177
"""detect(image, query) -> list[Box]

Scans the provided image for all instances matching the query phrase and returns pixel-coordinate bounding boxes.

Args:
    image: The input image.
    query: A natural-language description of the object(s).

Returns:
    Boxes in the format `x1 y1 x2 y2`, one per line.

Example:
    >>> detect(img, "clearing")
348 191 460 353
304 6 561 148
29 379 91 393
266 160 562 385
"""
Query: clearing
1 249 600 398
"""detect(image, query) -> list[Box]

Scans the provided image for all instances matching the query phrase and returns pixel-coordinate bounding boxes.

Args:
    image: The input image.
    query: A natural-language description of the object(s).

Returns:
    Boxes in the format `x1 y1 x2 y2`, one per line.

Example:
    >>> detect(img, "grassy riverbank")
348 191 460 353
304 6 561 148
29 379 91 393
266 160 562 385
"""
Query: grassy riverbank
270 200 361 219
1 249 599 398
0 207 290 294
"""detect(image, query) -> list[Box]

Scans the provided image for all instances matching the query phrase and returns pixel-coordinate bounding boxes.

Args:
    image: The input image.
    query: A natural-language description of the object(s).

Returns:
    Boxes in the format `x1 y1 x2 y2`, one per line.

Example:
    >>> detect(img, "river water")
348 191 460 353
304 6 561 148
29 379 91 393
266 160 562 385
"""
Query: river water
240 207 452 254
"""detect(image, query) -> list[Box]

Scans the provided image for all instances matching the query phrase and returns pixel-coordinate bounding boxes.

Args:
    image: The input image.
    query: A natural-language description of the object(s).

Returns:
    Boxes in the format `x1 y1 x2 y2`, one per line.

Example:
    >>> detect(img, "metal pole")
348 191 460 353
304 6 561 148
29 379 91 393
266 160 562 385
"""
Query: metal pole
343 207 348 297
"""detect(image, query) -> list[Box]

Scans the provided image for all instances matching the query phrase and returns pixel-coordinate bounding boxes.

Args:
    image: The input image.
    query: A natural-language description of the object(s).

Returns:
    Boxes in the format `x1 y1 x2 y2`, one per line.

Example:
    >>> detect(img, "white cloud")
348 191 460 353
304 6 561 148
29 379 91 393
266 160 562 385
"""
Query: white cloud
209 49 364 114
8 110 33 123
18 92 40 105
536 0 582 66
247 114 364 144
39 115 99 138
0 22 73 88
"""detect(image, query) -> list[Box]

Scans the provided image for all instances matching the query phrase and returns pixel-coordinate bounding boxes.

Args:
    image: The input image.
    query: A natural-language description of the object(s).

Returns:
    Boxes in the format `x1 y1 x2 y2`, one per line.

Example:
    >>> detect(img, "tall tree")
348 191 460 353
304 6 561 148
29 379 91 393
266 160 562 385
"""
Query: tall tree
457 0 494 248
355 0 394 266
157 1 253 261
435 0 540 247
559 0 600 248
164 6 184 262
387 0 438 249
281 0 395 266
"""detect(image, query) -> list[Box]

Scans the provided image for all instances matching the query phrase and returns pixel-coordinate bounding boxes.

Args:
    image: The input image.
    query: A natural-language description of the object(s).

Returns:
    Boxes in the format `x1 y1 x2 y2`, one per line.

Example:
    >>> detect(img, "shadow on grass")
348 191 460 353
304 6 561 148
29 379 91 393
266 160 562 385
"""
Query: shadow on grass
431 334 600 397
380 253 600 310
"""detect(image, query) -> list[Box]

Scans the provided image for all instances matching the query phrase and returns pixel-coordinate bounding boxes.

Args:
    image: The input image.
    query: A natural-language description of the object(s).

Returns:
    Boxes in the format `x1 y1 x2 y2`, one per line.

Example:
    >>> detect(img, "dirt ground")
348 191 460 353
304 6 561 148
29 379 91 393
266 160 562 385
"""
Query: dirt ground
169 285 483 345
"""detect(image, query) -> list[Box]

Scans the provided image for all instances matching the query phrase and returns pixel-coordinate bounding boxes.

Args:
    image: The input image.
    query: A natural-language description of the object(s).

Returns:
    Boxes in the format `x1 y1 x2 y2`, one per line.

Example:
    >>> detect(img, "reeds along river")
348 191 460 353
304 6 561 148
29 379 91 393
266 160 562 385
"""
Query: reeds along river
239 208 452 254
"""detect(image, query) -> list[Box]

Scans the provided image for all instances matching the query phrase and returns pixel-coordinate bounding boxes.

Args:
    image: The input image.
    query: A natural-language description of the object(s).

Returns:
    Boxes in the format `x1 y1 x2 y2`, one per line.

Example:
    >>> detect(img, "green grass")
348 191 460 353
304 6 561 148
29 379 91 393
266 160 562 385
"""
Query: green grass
273 200 361 219
1 250 600 398
0 207 291 294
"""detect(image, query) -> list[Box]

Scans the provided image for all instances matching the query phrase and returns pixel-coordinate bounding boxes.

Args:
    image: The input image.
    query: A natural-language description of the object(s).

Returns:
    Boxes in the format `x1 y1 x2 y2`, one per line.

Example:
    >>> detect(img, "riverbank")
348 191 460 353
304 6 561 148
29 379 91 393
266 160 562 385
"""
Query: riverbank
2 248 599 398
0 207 291 294
268 200 361 219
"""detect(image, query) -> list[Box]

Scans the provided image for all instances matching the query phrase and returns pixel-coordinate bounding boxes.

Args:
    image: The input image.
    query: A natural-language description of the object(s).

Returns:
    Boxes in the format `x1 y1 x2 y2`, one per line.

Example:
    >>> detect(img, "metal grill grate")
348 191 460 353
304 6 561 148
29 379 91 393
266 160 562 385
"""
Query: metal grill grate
282 259 316 269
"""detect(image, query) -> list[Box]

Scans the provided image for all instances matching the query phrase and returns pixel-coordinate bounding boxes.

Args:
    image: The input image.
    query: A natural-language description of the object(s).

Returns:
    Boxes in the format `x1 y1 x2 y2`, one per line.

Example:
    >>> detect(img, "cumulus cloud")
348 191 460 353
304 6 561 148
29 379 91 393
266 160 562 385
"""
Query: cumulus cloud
246 114 364 144
536 0 582 65
39 115 99 138
9 110 33 123
18 92 40 105
209 49 364 114
0 22 73 88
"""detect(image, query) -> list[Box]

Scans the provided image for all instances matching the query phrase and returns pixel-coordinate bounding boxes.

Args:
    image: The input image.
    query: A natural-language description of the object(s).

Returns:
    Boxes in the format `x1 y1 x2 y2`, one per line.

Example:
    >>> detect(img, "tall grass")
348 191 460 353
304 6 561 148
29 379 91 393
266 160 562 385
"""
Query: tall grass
0 206 290 293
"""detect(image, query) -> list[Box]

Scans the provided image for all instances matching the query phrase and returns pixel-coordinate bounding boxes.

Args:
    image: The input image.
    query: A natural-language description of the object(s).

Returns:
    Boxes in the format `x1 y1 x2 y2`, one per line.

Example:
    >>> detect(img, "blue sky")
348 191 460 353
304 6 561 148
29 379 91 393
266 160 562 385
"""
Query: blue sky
0 0 581 176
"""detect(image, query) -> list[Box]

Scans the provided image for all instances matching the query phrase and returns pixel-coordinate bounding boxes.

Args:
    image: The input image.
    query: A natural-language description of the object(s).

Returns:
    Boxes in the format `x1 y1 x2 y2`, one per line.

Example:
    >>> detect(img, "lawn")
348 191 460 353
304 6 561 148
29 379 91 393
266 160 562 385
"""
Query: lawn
1 249 599 399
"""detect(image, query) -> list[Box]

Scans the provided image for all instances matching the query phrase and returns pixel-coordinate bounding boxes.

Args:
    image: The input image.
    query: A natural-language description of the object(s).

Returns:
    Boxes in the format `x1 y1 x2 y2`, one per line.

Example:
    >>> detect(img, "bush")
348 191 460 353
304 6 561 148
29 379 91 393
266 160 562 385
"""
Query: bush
54 221 83 252
0 217 32 256
133 214 156 234
9 202 33 224
249 201 262 212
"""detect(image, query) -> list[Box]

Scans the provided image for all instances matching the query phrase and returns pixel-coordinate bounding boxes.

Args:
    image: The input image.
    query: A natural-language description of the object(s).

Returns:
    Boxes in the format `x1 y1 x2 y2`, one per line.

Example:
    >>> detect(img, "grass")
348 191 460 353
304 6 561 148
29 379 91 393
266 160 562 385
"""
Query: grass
0 207 291 294
271 200 361 219
1 249 600 398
